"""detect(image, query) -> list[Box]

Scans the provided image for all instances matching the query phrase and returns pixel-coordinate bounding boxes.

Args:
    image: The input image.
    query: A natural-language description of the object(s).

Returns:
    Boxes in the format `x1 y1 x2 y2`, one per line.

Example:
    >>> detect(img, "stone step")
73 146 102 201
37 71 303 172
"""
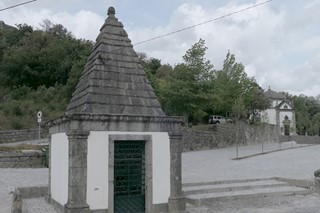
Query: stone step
182 177 285 188
184 182 289 195
183 178 285 193
184 178 311 207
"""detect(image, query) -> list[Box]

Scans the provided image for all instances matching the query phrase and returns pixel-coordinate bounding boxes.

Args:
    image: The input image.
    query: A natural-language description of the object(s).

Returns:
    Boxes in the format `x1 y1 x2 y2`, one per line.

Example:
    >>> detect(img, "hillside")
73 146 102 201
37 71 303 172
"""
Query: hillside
0 21 92 130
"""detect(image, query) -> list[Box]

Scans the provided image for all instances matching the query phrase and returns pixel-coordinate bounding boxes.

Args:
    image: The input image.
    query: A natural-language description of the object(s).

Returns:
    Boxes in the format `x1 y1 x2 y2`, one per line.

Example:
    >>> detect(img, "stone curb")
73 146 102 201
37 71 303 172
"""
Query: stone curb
17 185 48 199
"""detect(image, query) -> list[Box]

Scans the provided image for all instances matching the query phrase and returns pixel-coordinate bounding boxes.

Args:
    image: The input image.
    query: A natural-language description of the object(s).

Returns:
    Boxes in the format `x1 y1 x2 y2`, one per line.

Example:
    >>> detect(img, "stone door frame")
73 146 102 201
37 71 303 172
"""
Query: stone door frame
108 134 152 213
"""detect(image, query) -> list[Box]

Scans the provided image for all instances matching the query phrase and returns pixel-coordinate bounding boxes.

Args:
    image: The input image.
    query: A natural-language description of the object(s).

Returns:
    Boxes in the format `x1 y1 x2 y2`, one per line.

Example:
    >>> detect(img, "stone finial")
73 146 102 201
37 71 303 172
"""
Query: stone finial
108 7 115 16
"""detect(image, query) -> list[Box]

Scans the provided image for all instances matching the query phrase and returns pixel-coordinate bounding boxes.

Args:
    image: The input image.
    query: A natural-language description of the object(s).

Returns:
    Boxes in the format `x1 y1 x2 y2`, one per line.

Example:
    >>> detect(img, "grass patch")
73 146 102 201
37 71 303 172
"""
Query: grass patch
190 124 212 131
190 123 236 131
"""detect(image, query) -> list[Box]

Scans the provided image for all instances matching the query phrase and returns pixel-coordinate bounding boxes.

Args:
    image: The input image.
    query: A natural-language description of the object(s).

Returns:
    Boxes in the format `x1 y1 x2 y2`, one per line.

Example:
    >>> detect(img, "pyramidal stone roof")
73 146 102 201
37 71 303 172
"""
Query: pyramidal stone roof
66 7 165 116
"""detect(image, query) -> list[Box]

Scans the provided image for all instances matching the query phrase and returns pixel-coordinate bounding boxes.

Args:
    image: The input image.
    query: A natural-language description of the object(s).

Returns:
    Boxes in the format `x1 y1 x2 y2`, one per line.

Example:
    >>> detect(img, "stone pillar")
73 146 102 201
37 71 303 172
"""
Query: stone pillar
45 136 52 203
65 130 90 213
168 133 186 212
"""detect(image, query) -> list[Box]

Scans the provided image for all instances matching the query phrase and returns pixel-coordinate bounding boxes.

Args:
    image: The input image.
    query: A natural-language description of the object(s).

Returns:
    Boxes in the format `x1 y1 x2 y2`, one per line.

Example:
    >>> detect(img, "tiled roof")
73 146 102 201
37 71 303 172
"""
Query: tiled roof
264 89 286 100
65 7 165 116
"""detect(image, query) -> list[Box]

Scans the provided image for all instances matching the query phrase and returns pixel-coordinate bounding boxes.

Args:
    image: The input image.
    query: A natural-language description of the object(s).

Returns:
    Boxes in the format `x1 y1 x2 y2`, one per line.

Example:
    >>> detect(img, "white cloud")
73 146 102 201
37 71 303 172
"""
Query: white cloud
50 10 104 41
128 2 286 86
0 7 104 41
127 1 320 97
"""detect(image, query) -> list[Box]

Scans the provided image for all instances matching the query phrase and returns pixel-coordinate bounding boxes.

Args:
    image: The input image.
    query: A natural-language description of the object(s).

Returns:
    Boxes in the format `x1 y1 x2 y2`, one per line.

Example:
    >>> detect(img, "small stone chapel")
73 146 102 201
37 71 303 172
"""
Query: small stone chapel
47 6 186 213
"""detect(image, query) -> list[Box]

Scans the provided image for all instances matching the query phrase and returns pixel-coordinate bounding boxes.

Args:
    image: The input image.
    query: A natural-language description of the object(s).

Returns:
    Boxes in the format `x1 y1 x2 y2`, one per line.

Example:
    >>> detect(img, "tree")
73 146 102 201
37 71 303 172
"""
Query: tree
182 38 214 81
158 39 214 124
137 52 163 94
311 112 320 136
0 23 92 89
247 84 270 111
39 19 71 37
155 64 173 79
211 51 259 117
0 20 93 130
292 95 320 135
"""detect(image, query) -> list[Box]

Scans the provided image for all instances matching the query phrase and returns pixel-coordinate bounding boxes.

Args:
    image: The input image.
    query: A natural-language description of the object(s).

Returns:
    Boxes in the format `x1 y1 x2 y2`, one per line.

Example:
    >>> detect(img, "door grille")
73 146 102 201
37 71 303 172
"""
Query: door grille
114 141 145 213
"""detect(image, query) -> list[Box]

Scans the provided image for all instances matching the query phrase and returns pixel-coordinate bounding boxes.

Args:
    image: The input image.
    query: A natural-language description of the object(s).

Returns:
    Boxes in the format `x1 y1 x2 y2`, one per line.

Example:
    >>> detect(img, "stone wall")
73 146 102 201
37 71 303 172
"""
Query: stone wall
0 151 45 168
280 135 320 144
182 123 280 152
244 123 280 145
0 129 46 144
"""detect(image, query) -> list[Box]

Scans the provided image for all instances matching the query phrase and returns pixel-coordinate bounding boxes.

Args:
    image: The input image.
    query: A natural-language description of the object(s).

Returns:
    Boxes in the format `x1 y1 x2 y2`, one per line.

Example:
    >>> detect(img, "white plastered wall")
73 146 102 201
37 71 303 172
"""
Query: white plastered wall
272 100 279 107
86 132 109 210
86 131 171 210
279 111 293 127
51 133 69 206
261 109 276 125
151 132 170 204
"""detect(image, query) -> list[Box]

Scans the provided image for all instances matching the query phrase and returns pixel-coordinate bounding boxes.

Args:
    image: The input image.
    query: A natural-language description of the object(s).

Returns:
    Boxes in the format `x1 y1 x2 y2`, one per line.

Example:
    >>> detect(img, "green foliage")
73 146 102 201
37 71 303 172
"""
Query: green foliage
0 20 92 130
0 21 92 89
311 113 320 136
62 52 90 100
139 41 274 125
0 86 67 130
232 95 246 120
291 95 320 135
182 38 214 81
211 51 262 117
157 39 214 124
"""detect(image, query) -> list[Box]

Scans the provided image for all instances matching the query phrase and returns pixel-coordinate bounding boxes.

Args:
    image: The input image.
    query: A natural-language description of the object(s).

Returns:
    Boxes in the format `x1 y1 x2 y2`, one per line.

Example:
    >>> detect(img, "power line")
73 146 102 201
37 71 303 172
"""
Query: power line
0 0 37 12
0 0 273 52
133 0 273 46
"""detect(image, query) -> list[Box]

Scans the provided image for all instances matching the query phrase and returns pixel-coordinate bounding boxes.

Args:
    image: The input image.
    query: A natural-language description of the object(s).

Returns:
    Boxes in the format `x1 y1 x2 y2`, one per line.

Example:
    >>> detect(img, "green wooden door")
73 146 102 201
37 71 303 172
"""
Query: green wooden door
114 141 145 213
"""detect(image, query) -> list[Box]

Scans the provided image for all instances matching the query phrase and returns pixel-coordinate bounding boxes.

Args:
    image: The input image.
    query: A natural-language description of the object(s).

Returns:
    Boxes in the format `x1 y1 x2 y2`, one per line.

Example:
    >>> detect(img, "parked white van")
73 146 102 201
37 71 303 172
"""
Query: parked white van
209 115 227 124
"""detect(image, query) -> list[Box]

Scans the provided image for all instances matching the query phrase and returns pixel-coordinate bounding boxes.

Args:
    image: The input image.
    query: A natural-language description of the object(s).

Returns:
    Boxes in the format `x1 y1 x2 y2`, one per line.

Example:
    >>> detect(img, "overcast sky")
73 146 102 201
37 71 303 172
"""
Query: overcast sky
1 0 320 96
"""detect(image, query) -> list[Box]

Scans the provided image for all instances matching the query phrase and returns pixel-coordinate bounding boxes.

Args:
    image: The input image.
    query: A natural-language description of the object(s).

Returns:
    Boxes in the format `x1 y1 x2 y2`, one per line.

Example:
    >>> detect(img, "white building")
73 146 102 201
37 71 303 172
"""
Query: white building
260 88 296 136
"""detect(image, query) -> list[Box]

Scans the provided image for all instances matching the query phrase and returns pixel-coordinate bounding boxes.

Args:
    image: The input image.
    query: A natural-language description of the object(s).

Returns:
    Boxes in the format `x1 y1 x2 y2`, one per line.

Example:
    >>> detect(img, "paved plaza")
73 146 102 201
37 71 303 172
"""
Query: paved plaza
0 142 319 212
182 142 320 183
0 169 48 213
